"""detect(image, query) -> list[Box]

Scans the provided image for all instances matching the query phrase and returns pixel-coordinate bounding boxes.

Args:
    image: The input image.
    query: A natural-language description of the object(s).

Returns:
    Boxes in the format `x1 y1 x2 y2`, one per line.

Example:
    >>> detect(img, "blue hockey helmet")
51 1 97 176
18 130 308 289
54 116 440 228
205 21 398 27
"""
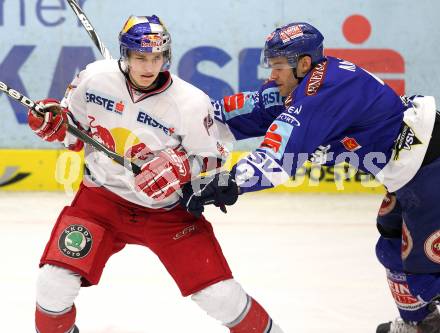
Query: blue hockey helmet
261 22 324 69
119 15 171 71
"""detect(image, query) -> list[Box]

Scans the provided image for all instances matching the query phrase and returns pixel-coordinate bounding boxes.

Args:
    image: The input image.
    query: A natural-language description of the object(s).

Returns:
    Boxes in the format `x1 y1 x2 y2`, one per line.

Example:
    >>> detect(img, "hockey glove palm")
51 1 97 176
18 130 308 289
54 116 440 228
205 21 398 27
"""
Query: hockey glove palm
180 171 239 218
28 98 68 142
135 148 191 200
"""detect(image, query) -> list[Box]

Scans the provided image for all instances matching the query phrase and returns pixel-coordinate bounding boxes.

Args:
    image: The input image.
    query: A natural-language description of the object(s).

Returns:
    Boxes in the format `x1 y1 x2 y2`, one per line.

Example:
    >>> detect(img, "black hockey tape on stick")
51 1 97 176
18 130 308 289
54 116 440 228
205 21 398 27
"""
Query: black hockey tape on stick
0 80 141 175
66 0 113 60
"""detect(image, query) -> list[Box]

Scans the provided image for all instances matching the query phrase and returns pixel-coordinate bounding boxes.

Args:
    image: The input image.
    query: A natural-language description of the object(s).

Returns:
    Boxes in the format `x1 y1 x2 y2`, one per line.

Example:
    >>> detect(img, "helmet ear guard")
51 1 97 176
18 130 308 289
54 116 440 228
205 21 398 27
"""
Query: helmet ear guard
119 15 172 71
260 22 324 70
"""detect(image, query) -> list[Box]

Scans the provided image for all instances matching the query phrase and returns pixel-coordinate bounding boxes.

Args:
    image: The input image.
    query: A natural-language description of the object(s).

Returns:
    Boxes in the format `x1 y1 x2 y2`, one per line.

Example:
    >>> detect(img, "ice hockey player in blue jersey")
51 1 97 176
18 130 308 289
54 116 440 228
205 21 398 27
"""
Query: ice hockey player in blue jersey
180 22 440 332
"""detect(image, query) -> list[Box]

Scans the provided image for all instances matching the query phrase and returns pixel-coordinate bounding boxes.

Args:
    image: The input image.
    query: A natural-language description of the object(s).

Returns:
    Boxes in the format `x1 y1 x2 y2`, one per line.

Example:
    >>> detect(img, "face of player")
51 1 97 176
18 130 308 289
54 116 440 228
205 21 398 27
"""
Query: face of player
128 51 164 89
268 57 298 97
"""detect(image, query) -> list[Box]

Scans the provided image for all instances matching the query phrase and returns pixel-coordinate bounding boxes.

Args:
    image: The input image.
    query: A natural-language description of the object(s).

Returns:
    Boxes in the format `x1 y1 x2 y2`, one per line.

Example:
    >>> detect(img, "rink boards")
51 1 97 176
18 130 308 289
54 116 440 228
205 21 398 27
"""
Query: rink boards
0 149 385 193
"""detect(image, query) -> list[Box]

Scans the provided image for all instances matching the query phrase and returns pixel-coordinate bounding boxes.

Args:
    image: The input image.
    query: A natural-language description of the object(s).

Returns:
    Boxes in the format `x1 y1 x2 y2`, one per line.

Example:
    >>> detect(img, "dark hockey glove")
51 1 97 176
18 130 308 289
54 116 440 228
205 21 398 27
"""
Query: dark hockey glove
180 171 239 218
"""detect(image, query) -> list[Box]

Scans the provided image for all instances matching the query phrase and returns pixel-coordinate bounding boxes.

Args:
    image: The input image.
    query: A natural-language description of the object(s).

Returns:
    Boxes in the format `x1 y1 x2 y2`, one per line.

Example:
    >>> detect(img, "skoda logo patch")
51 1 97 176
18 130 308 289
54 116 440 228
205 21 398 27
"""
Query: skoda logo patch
58 224 93 259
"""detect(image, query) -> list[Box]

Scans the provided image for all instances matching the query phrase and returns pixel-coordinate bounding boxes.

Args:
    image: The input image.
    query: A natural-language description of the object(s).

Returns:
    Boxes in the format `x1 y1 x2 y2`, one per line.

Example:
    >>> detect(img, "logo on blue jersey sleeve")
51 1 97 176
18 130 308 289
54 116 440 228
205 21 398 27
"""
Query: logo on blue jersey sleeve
261 118 296 159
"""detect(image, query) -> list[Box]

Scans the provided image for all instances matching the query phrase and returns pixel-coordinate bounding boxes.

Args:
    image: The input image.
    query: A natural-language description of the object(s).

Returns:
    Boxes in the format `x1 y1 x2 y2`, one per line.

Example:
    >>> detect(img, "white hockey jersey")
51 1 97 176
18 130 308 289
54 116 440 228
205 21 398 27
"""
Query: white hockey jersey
62 59 227 209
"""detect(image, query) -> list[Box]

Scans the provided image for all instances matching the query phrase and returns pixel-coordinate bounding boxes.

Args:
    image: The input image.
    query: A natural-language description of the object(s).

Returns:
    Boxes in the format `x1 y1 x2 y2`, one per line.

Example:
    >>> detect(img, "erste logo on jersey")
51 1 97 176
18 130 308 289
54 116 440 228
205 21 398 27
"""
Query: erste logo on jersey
261 124 283 153
58 224 93 259
86 90 125 115
306 61 327 96
260 119 295 160
261 88 283 108
137 110 175 136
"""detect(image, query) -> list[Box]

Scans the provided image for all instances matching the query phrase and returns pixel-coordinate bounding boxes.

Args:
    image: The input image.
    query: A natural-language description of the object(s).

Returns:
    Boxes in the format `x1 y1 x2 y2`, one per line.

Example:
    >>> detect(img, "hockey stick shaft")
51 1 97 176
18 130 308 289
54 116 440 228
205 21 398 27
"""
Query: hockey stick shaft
66 0 112 60
0 80 141 175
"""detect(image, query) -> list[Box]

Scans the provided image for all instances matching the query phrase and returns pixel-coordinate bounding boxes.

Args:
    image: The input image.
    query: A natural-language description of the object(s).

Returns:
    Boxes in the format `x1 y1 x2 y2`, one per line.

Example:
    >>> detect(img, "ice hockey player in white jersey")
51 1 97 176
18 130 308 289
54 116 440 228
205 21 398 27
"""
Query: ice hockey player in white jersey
27 15 284 333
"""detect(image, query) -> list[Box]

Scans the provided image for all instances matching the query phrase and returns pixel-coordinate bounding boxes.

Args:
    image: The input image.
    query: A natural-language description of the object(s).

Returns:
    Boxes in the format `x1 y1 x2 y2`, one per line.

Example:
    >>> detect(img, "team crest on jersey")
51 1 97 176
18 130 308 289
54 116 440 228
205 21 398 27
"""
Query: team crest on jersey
58 224 93 259
424 230 440 264
341 136 362 152
401 221 413 260
306 61 327 96
393 122 422 160
378 192 397 216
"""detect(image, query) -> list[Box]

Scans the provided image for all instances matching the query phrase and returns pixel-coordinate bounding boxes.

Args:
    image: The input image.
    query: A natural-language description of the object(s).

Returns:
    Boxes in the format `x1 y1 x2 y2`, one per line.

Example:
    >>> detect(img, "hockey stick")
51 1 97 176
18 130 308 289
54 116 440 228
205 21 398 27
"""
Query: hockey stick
66 0 112 60
65 2 227 212
0 80 141 174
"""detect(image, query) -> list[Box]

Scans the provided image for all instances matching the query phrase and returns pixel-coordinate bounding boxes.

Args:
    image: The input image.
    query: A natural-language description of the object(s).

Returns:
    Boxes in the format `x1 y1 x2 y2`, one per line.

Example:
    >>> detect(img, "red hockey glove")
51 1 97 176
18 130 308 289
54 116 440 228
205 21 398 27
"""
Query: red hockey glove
135 148 191 200
28 98 68 142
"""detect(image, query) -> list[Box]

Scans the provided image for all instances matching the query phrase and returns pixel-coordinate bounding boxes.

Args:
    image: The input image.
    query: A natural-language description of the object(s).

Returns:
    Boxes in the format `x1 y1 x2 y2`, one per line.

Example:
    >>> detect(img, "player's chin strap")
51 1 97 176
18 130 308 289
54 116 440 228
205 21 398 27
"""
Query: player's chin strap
292 68 306 84
292 64 315 84
428 295 440 312
292 57 322 84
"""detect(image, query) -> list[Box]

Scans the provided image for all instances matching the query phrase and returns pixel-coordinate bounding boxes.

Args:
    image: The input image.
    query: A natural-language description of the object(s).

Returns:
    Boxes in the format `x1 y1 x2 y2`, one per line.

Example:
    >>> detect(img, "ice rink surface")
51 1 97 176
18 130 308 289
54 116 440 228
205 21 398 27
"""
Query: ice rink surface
0 191 399 332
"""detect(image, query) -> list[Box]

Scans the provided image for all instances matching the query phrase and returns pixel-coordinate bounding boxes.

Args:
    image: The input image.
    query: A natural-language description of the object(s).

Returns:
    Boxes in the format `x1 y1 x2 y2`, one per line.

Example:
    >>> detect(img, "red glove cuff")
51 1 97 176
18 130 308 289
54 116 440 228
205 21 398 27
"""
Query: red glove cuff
28 98 68 142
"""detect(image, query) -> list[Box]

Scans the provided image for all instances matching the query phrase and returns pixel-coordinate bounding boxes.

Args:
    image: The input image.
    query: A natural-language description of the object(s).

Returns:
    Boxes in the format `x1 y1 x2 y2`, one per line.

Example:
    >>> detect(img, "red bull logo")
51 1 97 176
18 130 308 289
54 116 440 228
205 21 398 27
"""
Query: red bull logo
87 117 152 163
88 116 116 152
141 34 163 48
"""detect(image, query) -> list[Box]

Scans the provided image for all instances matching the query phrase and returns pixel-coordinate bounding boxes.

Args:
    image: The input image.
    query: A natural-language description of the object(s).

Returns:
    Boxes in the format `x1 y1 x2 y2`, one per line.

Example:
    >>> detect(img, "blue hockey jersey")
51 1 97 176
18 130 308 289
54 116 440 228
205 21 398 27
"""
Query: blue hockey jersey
222 57 436 193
